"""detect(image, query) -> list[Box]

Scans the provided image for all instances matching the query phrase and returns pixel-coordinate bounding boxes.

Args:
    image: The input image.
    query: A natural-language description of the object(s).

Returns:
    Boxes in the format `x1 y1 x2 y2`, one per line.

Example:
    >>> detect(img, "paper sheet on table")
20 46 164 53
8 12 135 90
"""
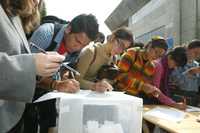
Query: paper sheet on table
186 105 200 112
144 107 186 122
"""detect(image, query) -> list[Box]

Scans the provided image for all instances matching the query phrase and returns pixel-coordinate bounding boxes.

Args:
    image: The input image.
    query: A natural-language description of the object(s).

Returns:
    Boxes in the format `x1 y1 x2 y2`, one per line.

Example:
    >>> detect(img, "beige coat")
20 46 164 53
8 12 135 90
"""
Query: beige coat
76 43 112 90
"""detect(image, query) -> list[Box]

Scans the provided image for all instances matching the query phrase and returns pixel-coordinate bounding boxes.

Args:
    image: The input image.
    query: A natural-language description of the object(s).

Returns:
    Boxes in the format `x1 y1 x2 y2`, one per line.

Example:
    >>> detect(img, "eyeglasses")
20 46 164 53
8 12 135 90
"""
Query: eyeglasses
117 39 126 51
116 39 131 52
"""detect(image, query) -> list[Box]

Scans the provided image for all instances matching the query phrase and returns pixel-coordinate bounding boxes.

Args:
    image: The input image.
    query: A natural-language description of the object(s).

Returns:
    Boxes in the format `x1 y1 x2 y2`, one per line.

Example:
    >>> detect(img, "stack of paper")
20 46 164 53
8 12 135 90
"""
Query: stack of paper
144 107 186 122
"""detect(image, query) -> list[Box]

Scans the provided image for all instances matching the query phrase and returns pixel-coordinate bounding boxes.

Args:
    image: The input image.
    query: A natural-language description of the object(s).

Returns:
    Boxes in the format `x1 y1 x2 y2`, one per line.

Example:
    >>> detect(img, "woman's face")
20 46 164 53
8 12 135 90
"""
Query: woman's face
111 39 131 56
167 55 177 69
147 47 166 61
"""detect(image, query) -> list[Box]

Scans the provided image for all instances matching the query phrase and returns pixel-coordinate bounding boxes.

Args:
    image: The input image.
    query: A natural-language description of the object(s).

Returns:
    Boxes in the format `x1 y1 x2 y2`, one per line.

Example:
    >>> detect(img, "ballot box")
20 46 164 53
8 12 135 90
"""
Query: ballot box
35 90 143 133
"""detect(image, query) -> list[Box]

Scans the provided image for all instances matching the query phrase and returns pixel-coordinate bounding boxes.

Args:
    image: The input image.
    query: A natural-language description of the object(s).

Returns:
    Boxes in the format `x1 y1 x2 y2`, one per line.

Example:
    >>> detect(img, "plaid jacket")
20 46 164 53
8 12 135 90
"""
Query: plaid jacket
115 47 156 95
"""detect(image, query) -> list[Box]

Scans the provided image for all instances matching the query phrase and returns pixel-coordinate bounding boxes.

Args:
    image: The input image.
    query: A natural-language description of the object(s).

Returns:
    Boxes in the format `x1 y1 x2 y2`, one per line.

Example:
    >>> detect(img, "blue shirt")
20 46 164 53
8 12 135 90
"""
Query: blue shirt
29 23 79 80
29 23 67 53
169 60 200 92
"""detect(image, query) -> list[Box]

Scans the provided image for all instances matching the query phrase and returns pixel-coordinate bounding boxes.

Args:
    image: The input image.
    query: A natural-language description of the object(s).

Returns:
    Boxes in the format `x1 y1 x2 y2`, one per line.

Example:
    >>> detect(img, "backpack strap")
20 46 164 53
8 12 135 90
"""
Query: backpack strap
45 23 65 51
89 45 97 65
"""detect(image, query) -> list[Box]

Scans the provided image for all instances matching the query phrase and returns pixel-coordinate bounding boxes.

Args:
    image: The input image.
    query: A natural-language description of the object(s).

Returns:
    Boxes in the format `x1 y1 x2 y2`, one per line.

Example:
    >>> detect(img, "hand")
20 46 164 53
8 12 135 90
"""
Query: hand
183 67 200 76
54 79 80 93
143 83 161 97
94 79 113 93
34 52 65 77
61 70 70 80
172 102 187 110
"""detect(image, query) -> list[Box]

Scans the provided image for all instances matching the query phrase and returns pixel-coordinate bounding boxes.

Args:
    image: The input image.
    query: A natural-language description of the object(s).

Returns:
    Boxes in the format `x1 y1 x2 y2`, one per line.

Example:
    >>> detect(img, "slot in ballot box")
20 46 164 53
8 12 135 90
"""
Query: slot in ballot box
35 90 143 133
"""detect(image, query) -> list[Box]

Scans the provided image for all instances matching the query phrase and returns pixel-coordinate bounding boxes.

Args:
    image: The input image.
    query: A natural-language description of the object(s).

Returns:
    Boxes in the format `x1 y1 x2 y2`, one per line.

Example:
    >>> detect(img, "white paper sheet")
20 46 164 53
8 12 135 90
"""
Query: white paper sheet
144 107 186 122
186 106 200 112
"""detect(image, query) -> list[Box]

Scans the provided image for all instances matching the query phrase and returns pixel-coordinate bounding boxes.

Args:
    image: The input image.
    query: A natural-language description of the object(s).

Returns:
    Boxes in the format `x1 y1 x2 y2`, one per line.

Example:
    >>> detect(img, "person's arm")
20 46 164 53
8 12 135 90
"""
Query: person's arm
184 66 200 75
29 23 54 53
152 60 181 107
0 53 36 102
37 77 80 93
158 92 186 110
152 60 175 104
0 6 64 102
75 47 96 90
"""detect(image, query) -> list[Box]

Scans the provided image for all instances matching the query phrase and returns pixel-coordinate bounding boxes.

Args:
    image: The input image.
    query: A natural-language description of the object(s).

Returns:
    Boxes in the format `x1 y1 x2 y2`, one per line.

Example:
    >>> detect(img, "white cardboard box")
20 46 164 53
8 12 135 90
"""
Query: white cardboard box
35 90 143 133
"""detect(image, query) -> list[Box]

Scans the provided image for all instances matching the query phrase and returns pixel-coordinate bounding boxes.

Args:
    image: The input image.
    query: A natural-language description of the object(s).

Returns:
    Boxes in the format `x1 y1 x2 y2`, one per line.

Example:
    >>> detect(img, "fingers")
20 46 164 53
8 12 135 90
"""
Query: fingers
34 53 65 77
71 79 80 88
47 53 65 63
174 102 187 110
152 90 160 98
45 62 60 69
95 80 113 93
57 79 80 93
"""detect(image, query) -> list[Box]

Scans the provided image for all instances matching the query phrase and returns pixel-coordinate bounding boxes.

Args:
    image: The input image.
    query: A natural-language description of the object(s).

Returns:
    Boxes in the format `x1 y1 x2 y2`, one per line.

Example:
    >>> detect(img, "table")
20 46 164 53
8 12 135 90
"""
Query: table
143 105 200 133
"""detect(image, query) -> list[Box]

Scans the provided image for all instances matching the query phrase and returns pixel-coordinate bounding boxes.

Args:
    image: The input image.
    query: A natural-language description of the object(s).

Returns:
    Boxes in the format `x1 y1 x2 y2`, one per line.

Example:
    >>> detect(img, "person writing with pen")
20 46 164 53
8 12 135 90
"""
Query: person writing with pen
0 0 65 132
75 27 133 93
28 14 99 133
30 14 99 93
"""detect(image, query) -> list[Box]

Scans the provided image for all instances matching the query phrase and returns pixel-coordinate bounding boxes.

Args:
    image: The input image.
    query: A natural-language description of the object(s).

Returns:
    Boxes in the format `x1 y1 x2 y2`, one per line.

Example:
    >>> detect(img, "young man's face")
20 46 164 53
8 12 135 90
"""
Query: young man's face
64 32 91 53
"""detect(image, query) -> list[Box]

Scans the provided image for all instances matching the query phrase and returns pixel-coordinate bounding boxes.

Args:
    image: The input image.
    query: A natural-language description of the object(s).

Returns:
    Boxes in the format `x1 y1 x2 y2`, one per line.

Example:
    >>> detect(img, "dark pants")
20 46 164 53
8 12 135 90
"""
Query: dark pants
23 104 39 133
37 99 57 133
23 88 57 133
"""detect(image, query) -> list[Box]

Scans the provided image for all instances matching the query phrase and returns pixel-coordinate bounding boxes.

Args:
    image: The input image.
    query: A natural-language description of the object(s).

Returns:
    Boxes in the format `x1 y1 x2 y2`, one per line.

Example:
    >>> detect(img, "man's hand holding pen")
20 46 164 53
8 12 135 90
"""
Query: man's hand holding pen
34 52 65 77
30 42 81 93
30 42 65 77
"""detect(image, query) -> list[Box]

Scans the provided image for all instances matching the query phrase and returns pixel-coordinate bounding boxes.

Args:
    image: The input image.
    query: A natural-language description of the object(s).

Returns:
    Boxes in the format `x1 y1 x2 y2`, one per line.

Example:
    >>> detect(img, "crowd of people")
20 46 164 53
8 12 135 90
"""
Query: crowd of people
0 0 200 133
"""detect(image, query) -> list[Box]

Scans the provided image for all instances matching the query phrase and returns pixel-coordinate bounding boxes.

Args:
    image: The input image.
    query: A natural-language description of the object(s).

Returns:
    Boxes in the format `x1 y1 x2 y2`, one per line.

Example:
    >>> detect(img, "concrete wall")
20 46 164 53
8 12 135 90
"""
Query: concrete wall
106 0 200 45
180 0 197 43
198 0 200 39
105 0 150 31
129 0 180 44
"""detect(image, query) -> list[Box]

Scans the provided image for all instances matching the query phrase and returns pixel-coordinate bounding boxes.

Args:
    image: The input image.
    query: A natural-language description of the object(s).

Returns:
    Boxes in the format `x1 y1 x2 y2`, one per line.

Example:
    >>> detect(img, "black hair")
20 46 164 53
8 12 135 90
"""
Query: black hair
113 27 134 45
70 14 99 41
133 42 144 49
167 47 187 67
94 32 105 43
150 38 168 51
188 39 200 49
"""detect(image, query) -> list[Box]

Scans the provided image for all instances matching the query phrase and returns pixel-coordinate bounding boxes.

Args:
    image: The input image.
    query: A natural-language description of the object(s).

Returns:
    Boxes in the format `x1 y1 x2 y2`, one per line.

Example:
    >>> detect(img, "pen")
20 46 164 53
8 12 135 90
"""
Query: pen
29 42 47 54
30 42 80 76
61 62 81 76
70 71 75 79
